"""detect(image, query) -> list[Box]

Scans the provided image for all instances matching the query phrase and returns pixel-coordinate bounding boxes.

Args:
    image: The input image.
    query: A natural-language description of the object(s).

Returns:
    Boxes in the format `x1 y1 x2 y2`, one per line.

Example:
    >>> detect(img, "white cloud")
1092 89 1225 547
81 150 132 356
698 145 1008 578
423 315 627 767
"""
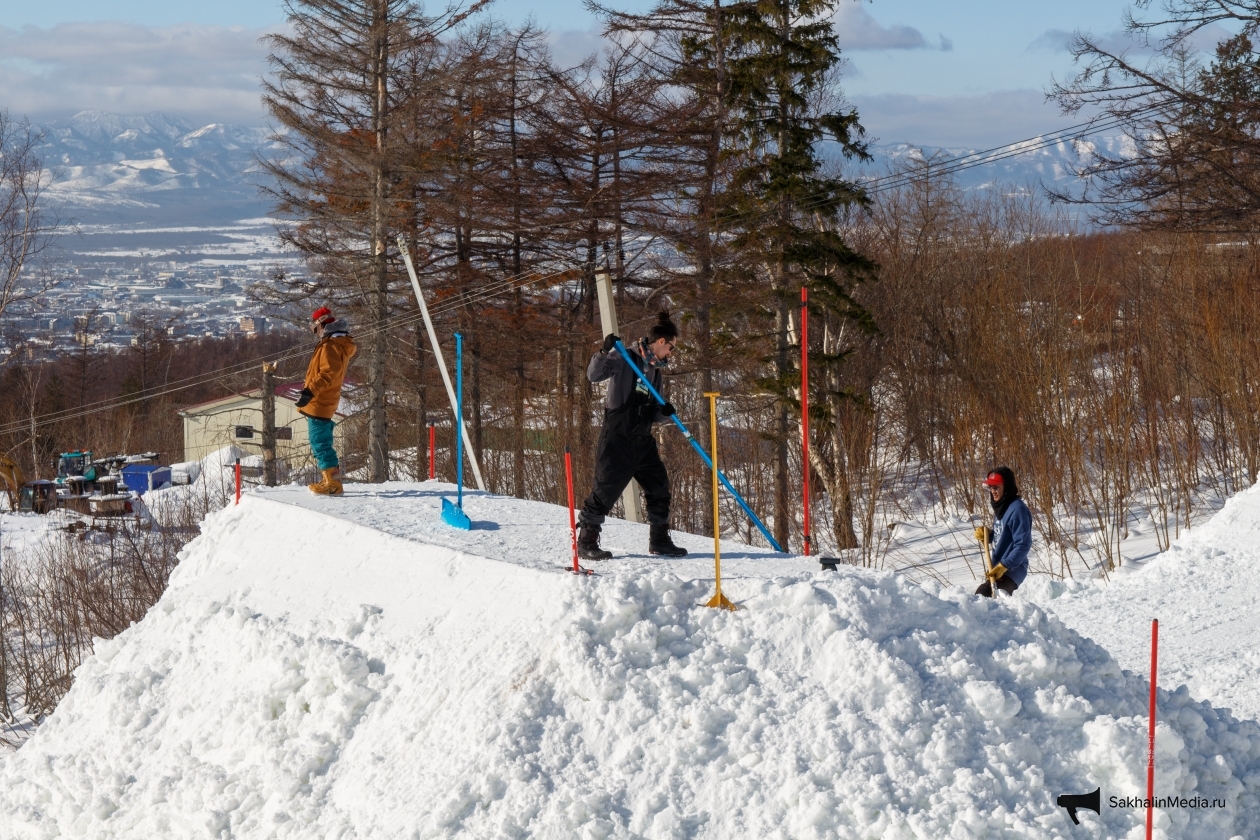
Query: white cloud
0 22 275 124
1029 23 1234 56
547 28 606 71
833 2 928 51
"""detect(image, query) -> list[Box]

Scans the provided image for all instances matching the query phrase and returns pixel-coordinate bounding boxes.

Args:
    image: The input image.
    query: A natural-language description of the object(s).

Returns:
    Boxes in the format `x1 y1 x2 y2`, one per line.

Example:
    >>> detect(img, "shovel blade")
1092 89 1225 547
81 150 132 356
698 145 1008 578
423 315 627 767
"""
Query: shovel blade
441 497 472 530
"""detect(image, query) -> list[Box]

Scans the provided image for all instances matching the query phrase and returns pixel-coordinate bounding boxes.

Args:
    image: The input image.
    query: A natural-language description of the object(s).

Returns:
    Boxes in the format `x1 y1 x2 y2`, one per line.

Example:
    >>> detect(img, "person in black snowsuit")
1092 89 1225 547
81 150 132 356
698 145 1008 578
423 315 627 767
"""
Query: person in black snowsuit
578 311 688 560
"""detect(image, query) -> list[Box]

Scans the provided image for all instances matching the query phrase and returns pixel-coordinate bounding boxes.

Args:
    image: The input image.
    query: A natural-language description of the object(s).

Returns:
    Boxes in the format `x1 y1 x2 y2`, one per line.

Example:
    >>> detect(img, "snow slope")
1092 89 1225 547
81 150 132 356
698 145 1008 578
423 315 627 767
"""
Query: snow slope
1028 481 1260 726
1 483 1257 839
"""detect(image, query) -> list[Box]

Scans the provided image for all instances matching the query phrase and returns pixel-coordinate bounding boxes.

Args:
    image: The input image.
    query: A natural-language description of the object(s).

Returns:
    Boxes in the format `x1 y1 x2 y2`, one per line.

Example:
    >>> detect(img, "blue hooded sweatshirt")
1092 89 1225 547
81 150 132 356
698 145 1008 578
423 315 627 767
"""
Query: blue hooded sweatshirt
991 497 1032 585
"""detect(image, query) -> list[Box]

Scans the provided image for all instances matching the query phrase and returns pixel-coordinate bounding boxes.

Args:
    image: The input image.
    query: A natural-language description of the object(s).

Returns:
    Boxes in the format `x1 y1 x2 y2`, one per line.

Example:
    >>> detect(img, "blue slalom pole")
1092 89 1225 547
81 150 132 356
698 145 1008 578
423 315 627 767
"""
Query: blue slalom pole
613 340 783 552
441 332 471 530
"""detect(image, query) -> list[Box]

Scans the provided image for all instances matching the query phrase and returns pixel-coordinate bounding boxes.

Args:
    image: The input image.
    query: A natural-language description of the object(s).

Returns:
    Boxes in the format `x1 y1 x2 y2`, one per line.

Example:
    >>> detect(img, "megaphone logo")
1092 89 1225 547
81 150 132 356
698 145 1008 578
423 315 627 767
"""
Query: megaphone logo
1057 787 1101 825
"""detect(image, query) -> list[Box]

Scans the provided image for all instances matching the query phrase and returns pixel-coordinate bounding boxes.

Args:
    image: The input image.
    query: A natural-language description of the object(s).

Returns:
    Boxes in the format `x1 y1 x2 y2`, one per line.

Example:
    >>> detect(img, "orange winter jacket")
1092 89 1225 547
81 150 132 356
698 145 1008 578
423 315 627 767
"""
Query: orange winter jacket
300 331 357 420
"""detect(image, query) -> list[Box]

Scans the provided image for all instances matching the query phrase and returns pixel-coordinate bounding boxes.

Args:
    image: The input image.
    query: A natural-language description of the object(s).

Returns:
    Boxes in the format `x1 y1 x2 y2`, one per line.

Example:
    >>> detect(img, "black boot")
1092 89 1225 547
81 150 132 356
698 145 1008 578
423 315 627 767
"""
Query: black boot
577 523 613 561
648 524 688 557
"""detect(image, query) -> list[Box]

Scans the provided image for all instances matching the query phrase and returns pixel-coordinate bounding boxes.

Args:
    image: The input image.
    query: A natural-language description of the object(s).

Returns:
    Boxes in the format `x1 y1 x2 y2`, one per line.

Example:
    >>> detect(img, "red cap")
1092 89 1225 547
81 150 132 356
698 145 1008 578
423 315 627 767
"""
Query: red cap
983 472 1004 487
311 306 334 325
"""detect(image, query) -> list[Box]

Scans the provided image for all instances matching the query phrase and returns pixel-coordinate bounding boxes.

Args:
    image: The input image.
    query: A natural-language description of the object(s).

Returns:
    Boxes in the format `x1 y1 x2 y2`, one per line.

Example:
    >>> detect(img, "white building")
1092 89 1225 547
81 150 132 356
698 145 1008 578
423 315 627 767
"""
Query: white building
178 383 353 467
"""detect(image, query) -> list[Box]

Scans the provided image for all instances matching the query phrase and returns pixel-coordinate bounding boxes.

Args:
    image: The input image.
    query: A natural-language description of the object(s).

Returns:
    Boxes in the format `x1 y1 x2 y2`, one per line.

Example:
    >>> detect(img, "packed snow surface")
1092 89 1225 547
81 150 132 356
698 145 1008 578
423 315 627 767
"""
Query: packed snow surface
1028 480 1260 725
1 483 1257 839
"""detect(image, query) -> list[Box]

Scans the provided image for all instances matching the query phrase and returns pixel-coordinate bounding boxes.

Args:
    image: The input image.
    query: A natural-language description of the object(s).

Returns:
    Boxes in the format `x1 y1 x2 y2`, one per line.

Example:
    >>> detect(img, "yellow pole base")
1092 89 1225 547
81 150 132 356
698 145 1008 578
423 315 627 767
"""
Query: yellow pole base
704 591 738 611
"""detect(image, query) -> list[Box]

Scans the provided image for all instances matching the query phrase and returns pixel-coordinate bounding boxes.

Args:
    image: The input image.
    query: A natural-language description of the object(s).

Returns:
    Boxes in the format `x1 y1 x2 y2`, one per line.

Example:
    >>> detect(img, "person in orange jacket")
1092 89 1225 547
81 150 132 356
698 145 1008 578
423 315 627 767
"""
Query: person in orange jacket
295 306 356 495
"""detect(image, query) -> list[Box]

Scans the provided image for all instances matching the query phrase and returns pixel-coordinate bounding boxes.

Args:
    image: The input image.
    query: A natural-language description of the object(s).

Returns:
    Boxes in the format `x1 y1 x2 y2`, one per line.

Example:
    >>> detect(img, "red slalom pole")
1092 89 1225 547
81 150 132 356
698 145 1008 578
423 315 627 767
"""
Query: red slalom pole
1146 618 1159 839
235 458 241 505
428 424 436 480
800 286 812 556
563 447 587 575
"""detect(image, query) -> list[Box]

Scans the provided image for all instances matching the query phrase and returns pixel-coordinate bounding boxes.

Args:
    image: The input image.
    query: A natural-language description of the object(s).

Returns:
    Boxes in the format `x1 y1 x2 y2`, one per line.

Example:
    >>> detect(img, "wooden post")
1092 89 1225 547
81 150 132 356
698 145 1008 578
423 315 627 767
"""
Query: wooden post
261 363 277 487
594 269 645 524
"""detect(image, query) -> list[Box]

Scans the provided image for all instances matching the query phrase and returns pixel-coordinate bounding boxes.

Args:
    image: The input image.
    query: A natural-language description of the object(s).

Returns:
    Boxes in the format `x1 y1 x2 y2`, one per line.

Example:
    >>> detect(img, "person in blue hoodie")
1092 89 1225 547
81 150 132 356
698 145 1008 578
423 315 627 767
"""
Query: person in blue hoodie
974 466 1031 597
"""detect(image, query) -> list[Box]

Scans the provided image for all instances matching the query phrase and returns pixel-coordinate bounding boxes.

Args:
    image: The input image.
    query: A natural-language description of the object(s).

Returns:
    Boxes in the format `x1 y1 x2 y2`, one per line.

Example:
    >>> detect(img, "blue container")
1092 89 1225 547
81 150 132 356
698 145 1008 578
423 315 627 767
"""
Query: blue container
121 464 161 495
148 467 172 492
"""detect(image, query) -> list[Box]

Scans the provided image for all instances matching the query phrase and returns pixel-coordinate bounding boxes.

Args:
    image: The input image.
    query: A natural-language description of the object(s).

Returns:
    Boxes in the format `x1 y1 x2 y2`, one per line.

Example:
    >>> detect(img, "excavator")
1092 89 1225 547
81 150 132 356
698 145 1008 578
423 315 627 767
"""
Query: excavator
0 454 57 514
0 454 23 509
0 450 158 516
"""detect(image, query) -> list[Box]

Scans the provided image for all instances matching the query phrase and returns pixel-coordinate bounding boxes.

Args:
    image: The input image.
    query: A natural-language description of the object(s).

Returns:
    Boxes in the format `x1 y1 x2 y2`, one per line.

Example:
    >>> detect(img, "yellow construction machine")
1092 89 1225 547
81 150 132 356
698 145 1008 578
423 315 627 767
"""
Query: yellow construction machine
0 454 58 514
0 454 23 509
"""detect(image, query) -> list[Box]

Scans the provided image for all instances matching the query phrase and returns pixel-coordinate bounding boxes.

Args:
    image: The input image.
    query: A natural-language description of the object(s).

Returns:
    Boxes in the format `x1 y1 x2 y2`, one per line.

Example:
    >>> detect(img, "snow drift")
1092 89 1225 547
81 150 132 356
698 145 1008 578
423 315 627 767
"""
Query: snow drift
1 484 1257 839
1029 478 1260 726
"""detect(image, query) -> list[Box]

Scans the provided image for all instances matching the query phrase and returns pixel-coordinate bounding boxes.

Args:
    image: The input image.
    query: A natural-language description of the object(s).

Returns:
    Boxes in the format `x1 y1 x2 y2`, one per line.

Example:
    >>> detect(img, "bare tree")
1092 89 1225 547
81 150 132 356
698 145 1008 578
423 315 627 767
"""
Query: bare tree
261 0 481 482
0 111 62 322
1051 3 1260 231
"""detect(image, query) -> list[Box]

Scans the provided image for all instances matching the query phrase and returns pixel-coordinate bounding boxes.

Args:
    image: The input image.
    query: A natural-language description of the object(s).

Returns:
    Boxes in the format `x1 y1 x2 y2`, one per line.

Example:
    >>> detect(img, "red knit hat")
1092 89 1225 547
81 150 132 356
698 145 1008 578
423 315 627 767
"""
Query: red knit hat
311 306 334 325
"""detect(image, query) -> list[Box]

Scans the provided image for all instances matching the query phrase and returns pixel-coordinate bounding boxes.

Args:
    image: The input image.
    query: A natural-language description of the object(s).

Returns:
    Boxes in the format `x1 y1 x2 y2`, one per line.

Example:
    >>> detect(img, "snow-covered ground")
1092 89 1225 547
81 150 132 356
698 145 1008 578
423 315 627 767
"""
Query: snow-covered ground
1 480 1257 838
871 482 1229 590
1026 481 1260 725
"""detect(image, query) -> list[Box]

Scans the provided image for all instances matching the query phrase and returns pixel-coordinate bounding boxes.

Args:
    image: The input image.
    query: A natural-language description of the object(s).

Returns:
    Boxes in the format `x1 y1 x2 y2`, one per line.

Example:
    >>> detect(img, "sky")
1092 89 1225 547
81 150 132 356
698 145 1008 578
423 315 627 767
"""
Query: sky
0 0 1161 148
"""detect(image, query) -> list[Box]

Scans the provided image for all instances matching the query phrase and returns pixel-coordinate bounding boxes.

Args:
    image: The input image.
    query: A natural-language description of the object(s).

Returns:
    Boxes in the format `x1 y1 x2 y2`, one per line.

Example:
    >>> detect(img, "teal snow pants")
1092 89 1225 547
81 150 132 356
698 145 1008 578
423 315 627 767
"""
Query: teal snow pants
306 416 338 470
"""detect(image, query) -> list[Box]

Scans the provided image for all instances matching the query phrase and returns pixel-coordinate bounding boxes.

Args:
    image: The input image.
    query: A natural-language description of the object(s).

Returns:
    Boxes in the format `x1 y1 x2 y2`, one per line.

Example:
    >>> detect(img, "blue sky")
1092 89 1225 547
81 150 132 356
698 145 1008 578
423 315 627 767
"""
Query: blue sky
0 0 1156 147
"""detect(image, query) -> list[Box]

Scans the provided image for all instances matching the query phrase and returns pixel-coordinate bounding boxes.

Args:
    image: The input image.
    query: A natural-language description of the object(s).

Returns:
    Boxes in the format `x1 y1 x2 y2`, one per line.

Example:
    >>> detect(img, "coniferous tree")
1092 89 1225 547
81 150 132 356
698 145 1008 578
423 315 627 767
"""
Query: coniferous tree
595 0 738 526
719 0 875 550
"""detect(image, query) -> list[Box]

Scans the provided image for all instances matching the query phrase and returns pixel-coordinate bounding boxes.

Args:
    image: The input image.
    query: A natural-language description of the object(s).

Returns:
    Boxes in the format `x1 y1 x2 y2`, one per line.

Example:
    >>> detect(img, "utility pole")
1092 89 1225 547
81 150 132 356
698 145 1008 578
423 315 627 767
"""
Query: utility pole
262 362 277 487
594 269 645 523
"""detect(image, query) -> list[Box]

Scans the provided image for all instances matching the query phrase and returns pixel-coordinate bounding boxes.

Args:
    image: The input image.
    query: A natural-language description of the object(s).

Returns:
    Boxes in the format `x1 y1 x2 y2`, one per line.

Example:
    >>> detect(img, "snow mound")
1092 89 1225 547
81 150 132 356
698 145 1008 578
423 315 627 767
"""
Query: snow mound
142 445 251 525
1 485 1258 839
1029 479 1260 726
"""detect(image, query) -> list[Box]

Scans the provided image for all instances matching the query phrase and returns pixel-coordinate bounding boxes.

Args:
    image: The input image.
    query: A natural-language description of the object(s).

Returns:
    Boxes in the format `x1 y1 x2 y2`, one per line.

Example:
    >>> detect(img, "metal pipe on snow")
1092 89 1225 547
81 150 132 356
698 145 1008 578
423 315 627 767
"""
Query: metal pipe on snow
702 392 736 610
612 340 784 553
397 237 486 491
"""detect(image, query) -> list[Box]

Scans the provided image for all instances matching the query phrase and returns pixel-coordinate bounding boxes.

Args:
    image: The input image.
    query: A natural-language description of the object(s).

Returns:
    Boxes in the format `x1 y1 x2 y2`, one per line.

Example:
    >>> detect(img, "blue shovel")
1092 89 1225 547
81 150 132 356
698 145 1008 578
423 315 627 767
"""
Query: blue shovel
613 339 783 552
441 332 473 530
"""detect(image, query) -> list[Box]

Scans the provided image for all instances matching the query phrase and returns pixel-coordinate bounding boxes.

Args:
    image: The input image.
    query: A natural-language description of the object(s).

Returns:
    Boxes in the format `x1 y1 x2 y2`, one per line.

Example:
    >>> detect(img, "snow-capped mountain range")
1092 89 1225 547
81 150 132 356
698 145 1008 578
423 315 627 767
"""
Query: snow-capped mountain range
37 111 284 227
35 110 1117 228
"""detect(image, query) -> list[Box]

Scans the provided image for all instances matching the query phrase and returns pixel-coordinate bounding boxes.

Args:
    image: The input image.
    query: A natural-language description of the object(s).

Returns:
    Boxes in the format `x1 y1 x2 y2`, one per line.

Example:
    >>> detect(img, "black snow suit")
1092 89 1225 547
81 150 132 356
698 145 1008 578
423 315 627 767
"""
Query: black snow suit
579 344 672 528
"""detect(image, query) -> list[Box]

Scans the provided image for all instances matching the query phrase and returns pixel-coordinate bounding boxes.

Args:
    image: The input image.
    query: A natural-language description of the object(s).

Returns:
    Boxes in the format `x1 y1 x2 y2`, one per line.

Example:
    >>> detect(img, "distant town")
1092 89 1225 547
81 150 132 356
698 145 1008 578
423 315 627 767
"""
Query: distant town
5 257 301 361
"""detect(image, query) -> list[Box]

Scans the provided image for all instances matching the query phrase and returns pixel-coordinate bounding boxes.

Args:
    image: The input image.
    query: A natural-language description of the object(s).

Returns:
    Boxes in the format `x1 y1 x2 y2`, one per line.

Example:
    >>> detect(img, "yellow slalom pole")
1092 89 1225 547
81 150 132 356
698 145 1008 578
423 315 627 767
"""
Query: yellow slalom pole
703 392 737 611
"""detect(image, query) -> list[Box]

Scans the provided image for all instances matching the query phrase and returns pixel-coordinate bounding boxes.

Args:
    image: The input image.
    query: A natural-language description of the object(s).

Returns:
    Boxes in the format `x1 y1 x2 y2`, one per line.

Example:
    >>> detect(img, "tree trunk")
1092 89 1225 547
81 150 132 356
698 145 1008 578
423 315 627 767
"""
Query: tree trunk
415 317 428 481
368 0 391 483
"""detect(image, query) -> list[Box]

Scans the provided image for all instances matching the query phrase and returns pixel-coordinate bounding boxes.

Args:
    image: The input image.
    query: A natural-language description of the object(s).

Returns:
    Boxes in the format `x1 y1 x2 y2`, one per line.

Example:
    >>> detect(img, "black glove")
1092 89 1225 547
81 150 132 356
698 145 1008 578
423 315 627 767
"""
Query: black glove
601 333 621 353
661 401 677 417
295 387 314 408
